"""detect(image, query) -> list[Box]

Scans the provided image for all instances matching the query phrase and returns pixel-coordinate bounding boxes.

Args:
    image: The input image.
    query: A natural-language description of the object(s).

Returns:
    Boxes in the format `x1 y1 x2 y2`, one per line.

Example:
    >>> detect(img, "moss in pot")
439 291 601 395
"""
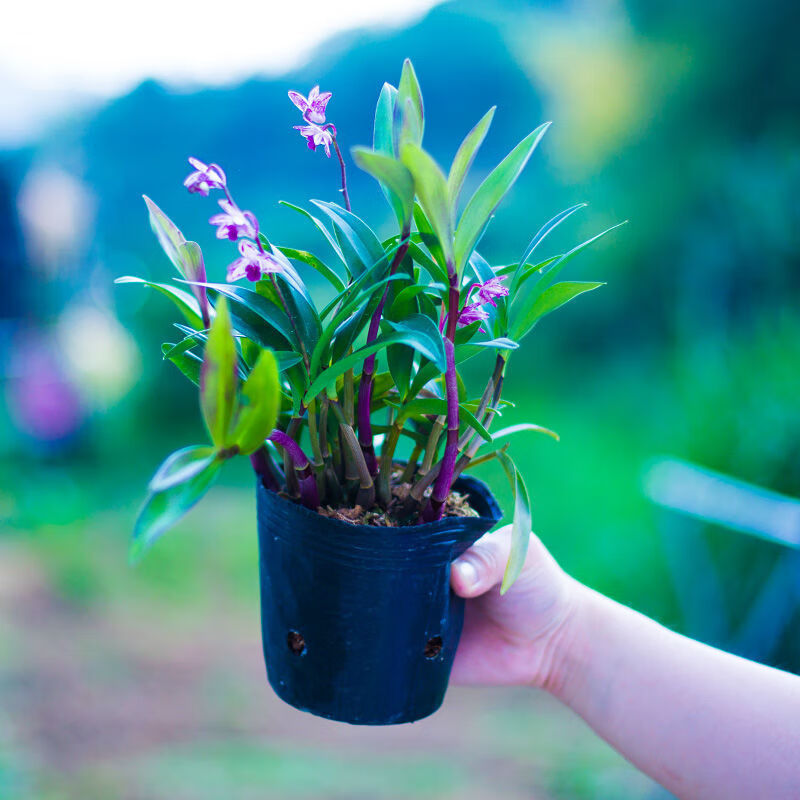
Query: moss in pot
118 60 621 724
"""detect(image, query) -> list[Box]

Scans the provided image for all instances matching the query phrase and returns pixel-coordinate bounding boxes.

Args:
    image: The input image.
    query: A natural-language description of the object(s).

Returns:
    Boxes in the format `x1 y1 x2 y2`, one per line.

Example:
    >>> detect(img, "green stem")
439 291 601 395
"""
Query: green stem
400 444 423 483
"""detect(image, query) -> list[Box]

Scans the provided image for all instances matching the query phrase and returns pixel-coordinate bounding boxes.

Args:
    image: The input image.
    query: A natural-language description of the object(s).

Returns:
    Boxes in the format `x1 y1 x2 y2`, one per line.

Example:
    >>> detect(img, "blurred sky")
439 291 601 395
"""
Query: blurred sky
0 0 442 145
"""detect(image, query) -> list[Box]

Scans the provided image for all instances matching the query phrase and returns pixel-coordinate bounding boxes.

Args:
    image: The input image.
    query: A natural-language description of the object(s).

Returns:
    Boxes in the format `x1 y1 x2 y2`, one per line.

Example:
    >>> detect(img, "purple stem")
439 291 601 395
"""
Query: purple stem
250 445 281 492
328 131 351 212
357 235 410 475
423 276 460 522
268 429 320 509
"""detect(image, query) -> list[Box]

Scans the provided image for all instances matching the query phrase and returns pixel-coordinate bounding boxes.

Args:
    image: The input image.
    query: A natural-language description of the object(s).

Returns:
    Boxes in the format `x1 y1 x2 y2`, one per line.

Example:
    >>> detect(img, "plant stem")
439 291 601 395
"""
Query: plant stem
400 444 423 483
422 272 460 521
377 417 402 505
267 429 320 509
419 416 445 477
331 400 375 507
282 416 303 497
357 229 410 475
250 445 281 492
344 368 355 426
331 137 351 212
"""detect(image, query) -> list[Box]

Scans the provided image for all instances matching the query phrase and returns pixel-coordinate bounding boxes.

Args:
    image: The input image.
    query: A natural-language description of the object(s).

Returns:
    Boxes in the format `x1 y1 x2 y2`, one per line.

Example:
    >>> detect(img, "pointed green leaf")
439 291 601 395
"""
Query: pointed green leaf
492 422 560 442
402 145 454 269
310 200 385 278
496 451 532 594
517 203 587 270
231 349 280 454
352 147 414 226
279 200 346 268
394 59 424 151
196 283 294 352
143 195 186 274
448 107 495 213
131 454 222 564
149 445 218 492
200 297 238 448
511 281 605 341
276 246 345 292
115 276 203 329
454 122 551 274
374 82 398 156
162 342 202 385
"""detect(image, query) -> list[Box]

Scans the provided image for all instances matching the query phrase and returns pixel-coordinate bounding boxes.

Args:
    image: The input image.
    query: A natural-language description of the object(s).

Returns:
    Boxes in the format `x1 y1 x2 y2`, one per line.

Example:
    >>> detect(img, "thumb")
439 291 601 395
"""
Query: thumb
451 525 512 598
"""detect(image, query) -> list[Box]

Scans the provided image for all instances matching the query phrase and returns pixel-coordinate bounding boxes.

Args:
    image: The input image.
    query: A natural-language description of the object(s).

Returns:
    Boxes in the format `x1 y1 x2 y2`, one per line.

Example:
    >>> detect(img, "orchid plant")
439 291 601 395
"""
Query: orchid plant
119 60 622 591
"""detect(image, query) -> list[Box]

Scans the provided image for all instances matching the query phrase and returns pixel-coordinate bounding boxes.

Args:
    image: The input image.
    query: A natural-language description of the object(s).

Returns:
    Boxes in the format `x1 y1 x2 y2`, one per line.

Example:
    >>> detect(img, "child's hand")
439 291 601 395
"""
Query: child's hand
450 525 580 690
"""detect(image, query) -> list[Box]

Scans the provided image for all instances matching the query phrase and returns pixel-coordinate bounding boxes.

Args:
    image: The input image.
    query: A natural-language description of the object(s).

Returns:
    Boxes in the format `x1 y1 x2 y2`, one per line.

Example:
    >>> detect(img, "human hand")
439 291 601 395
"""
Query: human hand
450 525 581 690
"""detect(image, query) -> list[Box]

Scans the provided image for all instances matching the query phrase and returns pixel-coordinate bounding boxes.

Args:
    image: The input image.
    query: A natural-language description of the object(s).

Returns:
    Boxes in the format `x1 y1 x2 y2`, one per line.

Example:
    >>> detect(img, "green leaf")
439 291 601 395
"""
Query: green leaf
276 246 345 292
491 422 560 442
279 201 346 269
407 240 448 285
454 121 551 274
448 107 495 214
115 276 203 329
303 319 445 404
130 454 222 564
149 445 218 492
231 349 280 454
200 297 238 448
520 222 626 301
352 147 415 226
310 200 385 278
162 342 202 385
402 144 454 269
510 281 605 341
374 82 398 156
517 203 587 270
143 195 186 275
496 451 532 594
477 337 519 350
199 283 294 352
388 397 492 443
383 313 446 369
394 58 424 151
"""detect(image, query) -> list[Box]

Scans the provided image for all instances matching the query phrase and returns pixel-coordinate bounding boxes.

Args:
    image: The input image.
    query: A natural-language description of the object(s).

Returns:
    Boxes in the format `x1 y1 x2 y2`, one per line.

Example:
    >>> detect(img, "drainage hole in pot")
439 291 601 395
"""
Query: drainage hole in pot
287 630 307 656
424 635 443 659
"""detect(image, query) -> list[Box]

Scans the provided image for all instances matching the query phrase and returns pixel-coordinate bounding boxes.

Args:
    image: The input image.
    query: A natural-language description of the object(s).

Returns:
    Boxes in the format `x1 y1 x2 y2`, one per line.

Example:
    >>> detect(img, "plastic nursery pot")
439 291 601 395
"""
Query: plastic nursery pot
255 474 502 725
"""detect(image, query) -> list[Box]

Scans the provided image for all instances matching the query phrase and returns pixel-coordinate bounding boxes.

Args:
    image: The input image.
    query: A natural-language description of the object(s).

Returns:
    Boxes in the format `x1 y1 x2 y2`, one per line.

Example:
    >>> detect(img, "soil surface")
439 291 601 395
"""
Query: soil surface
315 471 480 527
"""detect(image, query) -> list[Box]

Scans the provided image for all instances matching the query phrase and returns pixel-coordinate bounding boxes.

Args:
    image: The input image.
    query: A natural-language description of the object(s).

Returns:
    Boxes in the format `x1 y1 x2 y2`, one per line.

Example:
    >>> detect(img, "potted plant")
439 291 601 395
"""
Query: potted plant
118 60 621 725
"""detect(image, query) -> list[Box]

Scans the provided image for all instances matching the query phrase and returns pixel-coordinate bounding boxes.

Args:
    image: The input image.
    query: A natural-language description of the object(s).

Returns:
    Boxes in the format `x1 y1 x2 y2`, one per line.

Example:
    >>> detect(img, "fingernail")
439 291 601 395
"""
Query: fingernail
454 559 478 589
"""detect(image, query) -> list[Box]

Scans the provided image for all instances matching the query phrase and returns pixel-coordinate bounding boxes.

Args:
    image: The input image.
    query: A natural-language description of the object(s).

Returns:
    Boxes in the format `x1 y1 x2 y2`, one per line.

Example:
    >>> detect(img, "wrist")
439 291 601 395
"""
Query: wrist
533 578 596 699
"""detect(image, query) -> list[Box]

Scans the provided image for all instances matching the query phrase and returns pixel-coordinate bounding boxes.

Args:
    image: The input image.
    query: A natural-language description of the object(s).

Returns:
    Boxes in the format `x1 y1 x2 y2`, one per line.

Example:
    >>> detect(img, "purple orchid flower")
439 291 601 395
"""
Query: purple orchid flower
227 240 285 283
473 276 509 306
209 199 258 241
183 157 226 196
288 85 332 124
457 303 491 330
294 124 333 157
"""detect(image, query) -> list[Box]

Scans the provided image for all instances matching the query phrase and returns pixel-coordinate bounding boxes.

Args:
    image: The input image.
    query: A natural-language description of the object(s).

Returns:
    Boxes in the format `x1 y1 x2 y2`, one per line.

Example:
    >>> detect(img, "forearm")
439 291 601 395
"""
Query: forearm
550 583 800 799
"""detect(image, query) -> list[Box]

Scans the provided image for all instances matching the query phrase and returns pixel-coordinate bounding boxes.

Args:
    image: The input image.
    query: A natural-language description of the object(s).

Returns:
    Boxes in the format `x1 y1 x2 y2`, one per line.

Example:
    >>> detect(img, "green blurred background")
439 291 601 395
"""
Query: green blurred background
1 0 798 797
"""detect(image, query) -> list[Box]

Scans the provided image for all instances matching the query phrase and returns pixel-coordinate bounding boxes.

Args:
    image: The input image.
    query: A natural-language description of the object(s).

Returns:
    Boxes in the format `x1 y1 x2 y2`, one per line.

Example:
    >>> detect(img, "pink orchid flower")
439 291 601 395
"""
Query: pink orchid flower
183 157 226 196
209 199 258 241
288 85 332 124
294 123 333 157
227 241 285 283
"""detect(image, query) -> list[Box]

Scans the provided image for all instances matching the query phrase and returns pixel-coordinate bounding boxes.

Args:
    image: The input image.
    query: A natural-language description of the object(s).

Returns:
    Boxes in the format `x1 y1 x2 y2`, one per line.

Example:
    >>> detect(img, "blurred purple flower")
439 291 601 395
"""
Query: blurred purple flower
227 241 284 283
294 124 333 157
209 199 258 241
457 303 490 330
288 86 332 124
184 157 226 196
473 276 509 306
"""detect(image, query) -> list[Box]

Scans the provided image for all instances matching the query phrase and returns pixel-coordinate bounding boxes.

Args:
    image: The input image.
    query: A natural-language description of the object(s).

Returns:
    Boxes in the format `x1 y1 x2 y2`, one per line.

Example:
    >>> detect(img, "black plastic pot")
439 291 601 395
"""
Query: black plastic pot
255 474 502 725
